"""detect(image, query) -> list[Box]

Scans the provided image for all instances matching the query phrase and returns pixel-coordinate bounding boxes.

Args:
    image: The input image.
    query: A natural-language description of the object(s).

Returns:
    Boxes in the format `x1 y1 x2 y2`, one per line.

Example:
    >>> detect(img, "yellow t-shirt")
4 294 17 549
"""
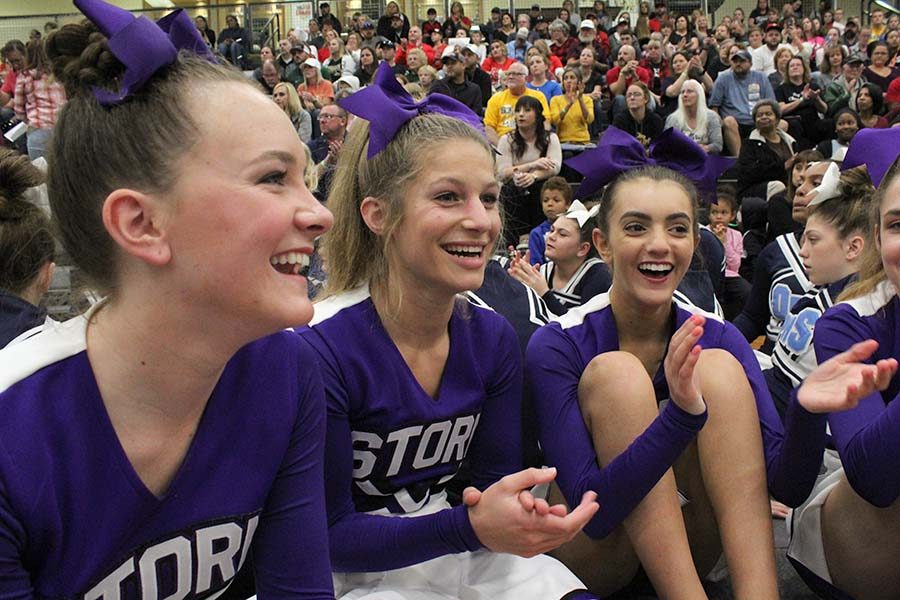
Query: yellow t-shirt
550 94 595 144
484 88 551 138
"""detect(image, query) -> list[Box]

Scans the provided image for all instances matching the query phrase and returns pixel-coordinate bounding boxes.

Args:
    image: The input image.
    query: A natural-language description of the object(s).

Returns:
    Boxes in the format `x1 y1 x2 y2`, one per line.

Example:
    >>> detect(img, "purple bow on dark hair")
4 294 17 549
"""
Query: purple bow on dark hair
74 0 215 105
339 62 485 158
842 127 900 188
565 127 734 201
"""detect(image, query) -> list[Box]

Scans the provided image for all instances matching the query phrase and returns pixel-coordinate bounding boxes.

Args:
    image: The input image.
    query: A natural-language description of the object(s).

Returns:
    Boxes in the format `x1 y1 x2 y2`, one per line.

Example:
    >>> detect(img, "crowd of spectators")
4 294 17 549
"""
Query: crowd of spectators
3 2 900 320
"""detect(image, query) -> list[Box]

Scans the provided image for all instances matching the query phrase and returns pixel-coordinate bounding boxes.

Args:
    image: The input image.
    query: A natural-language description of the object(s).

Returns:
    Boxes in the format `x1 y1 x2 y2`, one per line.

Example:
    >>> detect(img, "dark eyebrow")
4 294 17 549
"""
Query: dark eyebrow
619 210 692 222
884 209 900 220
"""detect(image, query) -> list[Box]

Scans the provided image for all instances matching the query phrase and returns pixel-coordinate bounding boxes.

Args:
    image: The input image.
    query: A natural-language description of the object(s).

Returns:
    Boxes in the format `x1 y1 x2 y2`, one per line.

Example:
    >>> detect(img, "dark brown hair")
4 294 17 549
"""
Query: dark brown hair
44 19 249 295
598 166 700 238
0 149 54 295
541 176 574 205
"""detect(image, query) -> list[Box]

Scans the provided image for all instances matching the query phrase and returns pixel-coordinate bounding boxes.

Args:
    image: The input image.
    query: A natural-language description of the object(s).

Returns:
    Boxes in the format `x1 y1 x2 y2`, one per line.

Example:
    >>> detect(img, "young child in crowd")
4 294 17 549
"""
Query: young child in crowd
510 200 610 315
710 188 750 320
528 176 573 265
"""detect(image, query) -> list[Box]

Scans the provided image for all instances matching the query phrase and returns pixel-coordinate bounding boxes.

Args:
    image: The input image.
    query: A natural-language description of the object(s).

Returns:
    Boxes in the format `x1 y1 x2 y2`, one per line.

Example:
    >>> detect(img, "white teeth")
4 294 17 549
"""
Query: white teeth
639 263 672 272
444 245 484 253
270 252 311 268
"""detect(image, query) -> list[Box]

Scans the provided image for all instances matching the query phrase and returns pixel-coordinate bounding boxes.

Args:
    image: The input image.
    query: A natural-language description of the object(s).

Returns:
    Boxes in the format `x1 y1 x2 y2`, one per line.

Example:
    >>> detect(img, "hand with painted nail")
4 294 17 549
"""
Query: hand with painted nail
664 315 707 415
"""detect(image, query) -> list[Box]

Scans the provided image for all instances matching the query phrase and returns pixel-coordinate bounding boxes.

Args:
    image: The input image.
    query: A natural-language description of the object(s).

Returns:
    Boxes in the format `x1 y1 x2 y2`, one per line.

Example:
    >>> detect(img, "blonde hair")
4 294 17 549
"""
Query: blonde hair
404 82 425 100
273 81 302 116
840 159 900 300
322 114 494 296
406 47 427 68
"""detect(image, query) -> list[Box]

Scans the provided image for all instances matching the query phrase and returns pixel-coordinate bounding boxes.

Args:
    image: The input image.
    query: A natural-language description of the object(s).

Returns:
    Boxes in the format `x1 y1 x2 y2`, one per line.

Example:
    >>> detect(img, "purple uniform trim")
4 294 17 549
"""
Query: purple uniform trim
0 320 333 599
300 290 523 571
528 293 823 540
813 281 900 507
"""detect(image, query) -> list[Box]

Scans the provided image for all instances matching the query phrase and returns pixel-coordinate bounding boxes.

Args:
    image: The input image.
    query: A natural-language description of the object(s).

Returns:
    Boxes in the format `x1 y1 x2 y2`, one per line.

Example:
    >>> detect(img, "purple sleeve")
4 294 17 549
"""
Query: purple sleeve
466 319 524 489
814 307 900 507
253 354 335 599
305 337 483 572
0 459 34 598
718 323 823 507
526 325 707 539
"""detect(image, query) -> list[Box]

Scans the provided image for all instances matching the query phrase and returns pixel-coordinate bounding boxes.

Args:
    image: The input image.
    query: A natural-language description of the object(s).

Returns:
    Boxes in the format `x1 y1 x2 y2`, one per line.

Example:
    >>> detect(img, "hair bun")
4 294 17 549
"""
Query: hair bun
840 164 876 202
0 149 43 220
45 20 124 98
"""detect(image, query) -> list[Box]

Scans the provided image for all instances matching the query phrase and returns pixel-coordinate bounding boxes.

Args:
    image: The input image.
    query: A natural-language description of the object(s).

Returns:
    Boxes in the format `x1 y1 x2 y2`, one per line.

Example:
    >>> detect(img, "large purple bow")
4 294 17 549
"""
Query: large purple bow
842 128 900 188
339 62 485 158
565 127 734 201
74 0 215 105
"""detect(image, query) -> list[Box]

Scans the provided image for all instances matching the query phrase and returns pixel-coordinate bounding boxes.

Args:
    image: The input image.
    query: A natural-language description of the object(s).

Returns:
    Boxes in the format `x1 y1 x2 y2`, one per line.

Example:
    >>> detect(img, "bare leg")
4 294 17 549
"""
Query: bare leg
722 116 741 157
551 351 707 598
822 478 900 600
689 349 779 600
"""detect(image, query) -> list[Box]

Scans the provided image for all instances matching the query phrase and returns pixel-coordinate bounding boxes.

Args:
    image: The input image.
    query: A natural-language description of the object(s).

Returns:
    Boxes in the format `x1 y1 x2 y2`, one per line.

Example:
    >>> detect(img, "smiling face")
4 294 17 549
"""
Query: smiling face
793 161 829 223
408 52 422 70
596 177 697 309
545 217 588 263
835 112 859 143
871 44 890 67
387 139 500 295
163 83 332 335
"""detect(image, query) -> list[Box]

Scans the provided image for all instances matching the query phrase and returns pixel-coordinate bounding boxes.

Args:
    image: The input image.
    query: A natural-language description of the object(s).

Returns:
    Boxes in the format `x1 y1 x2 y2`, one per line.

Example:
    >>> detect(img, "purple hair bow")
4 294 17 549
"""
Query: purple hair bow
339 62 485 159
74 0 215 105
565 127 734 201
842 127 900 188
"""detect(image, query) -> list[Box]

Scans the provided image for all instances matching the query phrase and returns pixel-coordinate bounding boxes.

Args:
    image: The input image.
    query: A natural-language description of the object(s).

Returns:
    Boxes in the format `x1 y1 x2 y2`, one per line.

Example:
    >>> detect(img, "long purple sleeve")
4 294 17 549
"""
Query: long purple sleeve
528 294 823 543
813 288 900 507
526 302 707 540
716 322 824 507
301 294 524 572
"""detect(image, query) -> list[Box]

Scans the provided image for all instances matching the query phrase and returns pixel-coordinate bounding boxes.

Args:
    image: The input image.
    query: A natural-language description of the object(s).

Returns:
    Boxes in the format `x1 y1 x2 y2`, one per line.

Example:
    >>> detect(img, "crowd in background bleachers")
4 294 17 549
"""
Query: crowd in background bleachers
3 2 900 598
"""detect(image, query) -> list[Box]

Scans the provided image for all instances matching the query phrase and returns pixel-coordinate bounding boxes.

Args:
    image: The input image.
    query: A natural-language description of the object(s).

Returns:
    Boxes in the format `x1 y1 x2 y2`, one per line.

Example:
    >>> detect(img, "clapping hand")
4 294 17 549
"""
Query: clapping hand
463 467 599 557
797 340 897 413
664 315 707 415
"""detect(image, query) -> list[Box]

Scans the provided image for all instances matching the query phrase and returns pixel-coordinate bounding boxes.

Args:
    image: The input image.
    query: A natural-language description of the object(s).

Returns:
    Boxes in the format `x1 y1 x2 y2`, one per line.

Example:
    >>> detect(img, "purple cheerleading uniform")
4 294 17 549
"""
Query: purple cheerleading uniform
0 316 333 599
812 280 900 508
527 293 825 539
298 288 522 572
